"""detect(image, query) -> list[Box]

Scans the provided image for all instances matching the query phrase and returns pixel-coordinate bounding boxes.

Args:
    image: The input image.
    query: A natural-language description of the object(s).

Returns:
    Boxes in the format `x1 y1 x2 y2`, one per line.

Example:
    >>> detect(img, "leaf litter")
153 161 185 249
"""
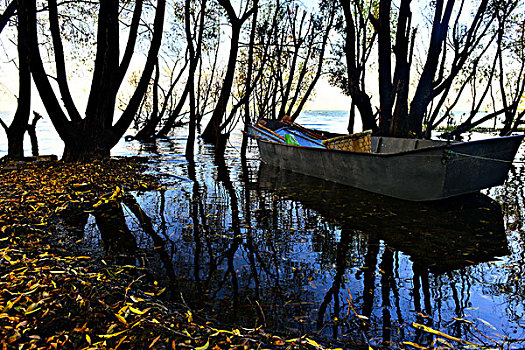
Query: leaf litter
0 158 342 349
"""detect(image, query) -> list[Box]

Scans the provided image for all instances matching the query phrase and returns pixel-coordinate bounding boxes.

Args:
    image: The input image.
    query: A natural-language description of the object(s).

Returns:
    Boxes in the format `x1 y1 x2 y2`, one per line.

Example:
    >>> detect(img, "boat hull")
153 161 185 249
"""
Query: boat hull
251 127 523 201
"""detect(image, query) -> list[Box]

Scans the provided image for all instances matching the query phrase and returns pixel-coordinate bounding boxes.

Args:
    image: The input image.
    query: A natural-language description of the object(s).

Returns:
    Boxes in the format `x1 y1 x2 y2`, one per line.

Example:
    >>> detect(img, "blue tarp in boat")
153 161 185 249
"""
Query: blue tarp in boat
273 127 325 148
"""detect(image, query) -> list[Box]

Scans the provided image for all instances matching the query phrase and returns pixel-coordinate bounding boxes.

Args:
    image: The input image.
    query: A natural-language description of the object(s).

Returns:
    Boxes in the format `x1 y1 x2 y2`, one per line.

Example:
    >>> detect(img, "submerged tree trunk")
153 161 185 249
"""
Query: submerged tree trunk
28 112 42 156
338 0 378 133
200 21 242 144
201 0 254 148
241 0 259 159
134 60 161 141
93 201 137 264
185 0 207 158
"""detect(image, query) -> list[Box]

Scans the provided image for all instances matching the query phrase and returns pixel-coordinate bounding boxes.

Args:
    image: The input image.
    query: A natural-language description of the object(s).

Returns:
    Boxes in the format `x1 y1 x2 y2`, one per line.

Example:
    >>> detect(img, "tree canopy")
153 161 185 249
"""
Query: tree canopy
0 0 524 160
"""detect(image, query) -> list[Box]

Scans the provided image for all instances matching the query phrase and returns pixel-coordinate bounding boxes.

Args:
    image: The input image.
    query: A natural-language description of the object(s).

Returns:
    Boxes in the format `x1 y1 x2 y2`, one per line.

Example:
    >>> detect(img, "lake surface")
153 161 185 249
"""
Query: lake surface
2 111 525 348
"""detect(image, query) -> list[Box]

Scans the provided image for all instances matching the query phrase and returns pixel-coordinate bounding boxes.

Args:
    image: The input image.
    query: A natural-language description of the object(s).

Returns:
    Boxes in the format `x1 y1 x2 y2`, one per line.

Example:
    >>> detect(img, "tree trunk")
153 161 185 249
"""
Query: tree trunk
62 128 111 162
0 0 16 34
201 0 254 148
201 21 242 144
185 0 202 158
20 0 165 161
347 102 355 134
389 0 412 137
241 0 259 158
375 0 394 134
85 1 119 133
134 60 160 141
28 112 42 156
136 56 189 139
339 0 378 133
5 0 31 159
408 0 454 136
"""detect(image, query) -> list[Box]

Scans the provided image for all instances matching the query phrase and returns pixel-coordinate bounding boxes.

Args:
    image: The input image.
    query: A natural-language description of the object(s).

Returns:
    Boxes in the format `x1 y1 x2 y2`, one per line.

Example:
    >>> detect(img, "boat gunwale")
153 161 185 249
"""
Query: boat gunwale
254 131 524 159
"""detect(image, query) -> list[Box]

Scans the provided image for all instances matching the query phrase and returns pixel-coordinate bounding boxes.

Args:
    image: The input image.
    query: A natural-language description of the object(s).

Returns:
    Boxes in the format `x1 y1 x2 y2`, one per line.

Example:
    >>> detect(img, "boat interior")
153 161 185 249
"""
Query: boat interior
372 137 450 153
254 119 454 154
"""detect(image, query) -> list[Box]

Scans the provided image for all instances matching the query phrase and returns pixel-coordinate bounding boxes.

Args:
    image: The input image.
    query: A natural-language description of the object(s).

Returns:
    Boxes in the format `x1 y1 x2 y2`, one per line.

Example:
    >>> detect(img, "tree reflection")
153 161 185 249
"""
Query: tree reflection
255 163 515 345
62 147 525 347
93 201 138 264
316 228 351 339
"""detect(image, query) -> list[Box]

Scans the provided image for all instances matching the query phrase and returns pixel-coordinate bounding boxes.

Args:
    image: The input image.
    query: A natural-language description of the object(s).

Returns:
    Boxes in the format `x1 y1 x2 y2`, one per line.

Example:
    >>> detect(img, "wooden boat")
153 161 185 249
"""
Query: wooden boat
247 119 524 201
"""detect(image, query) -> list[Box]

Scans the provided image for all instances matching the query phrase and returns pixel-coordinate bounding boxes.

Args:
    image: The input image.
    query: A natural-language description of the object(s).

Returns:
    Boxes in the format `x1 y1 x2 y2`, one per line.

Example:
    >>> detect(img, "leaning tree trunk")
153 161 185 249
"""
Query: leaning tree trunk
200 21 242 145
185 0 208 158
408 0 454 136
134 60 160 141
339 0 378 133
0 1 16 34
201 0 255 148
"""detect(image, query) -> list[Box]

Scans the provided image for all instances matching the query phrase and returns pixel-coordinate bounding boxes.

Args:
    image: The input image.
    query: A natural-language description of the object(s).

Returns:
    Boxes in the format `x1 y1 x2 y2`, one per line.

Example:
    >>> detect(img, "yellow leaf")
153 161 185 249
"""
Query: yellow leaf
3 295 22 313
25 302 40 315
305 338 322 348
86 334 91 345
25 306 41 315
129 306 149 315
476 317 497 330
412 323 476 345
106 323 118 334
93 200 104 208
7 331 21 343
130 295 144 303
118 305 129 315
98 329 128 339
452 317 473 324
401 341 427 349
435 337 454 348
149 335 161 348
115 313 127 324
109 187 122 200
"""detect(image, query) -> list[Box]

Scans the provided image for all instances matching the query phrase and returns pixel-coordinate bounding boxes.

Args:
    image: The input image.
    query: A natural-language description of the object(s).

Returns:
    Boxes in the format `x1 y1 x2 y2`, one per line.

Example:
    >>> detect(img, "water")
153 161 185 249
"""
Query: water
2 111 525 348
0 111 145 157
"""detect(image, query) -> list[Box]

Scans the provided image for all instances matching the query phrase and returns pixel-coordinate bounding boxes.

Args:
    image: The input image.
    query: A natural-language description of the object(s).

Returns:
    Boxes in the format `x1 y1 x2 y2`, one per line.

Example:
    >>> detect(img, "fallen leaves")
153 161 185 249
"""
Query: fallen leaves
0 158 339 349
0 158 158 233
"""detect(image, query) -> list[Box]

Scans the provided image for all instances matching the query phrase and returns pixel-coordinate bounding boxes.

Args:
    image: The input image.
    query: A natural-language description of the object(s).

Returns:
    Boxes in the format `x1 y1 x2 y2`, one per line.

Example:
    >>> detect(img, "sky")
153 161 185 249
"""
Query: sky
305 78 350 111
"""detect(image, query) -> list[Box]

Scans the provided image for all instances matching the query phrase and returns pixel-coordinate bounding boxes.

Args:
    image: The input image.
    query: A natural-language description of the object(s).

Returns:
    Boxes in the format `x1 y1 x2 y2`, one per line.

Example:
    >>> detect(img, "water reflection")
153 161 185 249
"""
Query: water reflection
60 136 524 348
257 163 508 274
257 164 511 346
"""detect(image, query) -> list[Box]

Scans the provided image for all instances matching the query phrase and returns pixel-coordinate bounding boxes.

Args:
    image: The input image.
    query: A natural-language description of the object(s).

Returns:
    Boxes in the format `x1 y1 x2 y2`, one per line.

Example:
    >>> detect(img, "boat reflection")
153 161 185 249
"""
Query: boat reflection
257 163 508 275
258 163 510 346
